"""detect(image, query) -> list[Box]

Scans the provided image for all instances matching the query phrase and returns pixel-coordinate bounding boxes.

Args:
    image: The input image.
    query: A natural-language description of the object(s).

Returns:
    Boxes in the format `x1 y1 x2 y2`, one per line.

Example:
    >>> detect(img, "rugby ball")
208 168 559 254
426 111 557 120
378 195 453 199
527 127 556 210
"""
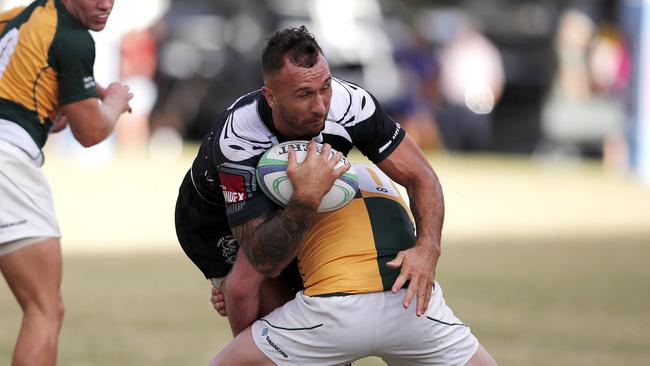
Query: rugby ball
256 140 359 213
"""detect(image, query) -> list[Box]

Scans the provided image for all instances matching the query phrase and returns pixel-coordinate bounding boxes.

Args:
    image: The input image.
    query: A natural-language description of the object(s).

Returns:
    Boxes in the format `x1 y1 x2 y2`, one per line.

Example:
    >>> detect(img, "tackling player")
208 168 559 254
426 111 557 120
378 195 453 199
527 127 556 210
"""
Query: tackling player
176 25 441 330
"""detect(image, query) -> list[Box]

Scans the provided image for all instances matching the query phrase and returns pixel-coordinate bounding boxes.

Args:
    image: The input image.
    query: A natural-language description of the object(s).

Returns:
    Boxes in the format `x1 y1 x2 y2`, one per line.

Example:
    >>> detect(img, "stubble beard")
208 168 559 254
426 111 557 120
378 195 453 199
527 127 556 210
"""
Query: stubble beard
279 110 324 140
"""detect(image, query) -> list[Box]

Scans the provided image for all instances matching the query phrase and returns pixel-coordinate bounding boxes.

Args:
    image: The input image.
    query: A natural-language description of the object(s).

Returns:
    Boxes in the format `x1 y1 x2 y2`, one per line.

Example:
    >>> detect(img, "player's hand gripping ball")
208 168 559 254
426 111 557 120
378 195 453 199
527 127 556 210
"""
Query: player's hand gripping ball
256 140 359 213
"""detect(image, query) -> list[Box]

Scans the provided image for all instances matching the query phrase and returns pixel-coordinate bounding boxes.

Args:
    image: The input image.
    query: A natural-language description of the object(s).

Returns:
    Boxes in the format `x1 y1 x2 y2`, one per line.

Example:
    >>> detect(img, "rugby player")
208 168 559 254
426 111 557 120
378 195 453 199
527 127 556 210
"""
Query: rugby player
0 1 132 364
175 25 441 334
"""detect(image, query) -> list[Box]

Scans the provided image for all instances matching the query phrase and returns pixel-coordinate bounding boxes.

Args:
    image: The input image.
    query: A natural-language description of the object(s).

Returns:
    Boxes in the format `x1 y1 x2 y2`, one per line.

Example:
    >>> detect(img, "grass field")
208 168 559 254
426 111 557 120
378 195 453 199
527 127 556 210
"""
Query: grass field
1 148 649 365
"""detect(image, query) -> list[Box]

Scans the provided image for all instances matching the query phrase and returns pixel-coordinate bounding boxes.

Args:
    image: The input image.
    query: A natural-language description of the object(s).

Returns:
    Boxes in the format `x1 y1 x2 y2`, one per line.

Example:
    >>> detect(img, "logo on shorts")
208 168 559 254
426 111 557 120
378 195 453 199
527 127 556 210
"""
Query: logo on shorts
0 219 27 229
260 326 289 359
265 333 288 359
217 235 238 264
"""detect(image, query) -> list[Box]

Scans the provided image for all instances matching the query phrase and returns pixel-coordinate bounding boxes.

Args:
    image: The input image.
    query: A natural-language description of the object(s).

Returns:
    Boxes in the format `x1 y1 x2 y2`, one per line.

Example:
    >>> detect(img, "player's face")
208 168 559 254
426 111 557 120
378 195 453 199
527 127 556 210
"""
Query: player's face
63 0 114 31
264 54 332 140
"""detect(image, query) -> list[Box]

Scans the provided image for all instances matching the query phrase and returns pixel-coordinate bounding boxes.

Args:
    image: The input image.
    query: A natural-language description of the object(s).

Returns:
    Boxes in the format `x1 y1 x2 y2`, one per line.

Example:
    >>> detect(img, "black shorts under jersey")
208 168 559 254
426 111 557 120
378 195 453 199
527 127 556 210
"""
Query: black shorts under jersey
174 170 303 291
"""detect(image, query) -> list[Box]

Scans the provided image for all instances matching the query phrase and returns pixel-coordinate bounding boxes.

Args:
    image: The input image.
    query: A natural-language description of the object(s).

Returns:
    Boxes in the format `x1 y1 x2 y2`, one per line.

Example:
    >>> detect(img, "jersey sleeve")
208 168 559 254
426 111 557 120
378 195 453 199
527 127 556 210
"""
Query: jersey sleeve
50 29 99 105
0 6 25 34
339 83 405 163
218 162 279 227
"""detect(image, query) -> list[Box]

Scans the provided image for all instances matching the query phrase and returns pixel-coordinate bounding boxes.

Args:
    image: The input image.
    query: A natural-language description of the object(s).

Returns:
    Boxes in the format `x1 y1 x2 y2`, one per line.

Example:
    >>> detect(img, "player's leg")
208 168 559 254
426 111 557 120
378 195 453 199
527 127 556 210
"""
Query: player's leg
378 283 496 366
258 275 295 317
0 237 64 366
210 327 276 366
220 247 297 335
257 257 300 317
210 323 354 366
463 343 497 366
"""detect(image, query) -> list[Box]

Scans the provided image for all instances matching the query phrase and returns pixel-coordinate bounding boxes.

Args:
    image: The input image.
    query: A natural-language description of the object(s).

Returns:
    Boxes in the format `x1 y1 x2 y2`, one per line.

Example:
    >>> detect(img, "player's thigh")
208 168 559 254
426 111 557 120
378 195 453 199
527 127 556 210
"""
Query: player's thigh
175 171 234 279
212 327 276 366
463 344 497 366
379 284 478 366
250 292 372 365
0 139 60 246
0 237 62 310
258 276 295 317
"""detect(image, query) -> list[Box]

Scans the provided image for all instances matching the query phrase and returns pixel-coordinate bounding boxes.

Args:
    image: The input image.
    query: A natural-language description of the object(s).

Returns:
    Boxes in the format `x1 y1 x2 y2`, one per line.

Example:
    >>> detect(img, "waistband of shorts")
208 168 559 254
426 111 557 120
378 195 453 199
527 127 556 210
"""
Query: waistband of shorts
310 281 412 298
0 119 44 166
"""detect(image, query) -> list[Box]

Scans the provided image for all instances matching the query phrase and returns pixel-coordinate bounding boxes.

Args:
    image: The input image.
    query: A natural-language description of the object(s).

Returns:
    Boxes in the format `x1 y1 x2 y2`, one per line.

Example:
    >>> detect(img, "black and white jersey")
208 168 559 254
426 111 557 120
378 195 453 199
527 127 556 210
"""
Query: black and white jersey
189 77 405 227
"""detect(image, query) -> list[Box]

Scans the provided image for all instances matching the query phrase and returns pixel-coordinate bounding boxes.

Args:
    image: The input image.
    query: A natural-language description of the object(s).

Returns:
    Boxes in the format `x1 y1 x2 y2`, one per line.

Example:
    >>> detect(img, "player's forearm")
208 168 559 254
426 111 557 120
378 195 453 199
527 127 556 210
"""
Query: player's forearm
65 83 131 147
67 99 121 147
407 167 444 255
381 134 445 254
234 200 317 278
224 247 266 335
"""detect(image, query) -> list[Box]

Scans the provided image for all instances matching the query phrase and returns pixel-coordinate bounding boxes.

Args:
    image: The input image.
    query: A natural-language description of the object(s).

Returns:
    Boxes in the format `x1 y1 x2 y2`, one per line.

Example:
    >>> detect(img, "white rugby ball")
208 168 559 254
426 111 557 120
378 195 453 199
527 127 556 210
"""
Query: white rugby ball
256 140 359 213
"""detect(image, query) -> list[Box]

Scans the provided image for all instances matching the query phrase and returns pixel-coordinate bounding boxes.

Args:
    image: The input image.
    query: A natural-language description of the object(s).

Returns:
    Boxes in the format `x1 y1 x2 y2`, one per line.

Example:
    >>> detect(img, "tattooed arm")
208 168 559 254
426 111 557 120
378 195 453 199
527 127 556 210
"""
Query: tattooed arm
232 141 349 277
232 200 316 277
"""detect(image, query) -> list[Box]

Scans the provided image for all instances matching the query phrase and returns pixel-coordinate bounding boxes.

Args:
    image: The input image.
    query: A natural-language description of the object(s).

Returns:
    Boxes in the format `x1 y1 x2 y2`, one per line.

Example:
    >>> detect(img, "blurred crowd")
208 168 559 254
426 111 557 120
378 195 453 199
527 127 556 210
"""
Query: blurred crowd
2 0 644 176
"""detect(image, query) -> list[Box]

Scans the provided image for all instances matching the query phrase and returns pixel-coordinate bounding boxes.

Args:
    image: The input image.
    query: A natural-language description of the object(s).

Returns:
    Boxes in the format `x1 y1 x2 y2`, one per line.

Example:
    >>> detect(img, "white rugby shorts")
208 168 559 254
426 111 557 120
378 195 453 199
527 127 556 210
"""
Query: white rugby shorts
0 139 60 255
251 282 479 366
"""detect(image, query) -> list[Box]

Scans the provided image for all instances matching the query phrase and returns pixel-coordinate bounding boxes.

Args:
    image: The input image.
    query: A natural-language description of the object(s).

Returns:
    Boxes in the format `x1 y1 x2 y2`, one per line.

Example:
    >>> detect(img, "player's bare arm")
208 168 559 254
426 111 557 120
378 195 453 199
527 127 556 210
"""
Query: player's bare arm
232 141 348 277
61 82 133 147
378 133 444 317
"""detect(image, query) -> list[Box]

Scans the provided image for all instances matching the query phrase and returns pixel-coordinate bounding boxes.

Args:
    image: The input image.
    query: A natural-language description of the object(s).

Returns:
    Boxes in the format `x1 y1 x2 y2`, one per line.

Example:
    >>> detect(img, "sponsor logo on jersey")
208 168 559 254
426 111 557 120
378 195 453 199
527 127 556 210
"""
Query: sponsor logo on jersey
83 76 96 90
226 201 245 215
392 123 402 140
222 187 247 203
219 163 256 204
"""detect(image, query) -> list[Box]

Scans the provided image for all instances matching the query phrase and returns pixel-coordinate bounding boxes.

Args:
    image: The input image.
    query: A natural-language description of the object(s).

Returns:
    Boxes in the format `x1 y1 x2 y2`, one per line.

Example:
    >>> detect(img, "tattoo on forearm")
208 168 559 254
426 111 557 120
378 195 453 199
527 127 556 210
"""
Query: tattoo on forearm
233 201 316 276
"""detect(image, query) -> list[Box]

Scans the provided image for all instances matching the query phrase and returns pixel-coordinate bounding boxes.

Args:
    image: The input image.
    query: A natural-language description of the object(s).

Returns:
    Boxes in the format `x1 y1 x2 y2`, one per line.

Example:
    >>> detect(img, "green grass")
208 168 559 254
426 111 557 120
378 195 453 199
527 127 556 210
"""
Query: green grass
2 236 649 365
438 236 650 366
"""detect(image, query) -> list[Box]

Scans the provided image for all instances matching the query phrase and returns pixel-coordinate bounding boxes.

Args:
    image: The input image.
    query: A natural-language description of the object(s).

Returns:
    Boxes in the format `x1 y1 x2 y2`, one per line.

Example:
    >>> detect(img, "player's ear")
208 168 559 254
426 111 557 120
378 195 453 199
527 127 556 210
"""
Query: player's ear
262 86 276 108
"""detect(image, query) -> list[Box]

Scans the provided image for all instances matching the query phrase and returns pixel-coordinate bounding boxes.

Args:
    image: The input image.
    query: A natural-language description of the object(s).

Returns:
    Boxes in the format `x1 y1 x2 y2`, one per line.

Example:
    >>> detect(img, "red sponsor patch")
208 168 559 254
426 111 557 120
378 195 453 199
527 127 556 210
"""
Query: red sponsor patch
220 172 249 203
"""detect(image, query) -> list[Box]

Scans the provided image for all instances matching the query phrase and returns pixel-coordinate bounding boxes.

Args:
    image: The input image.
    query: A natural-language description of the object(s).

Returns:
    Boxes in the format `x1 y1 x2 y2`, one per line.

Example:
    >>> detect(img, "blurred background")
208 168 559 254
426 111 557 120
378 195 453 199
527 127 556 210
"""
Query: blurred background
1 0 649 365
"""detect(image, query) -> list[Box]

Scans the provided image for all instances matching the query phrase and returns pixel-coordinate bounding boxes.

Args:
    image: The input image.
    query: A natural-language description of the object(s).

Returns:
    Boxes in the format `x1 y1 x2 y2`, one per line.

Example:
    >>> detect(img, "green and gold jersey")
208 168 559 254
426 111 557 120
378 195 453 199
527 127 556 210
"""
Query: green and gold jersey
0 0 99 148
299 164 417 297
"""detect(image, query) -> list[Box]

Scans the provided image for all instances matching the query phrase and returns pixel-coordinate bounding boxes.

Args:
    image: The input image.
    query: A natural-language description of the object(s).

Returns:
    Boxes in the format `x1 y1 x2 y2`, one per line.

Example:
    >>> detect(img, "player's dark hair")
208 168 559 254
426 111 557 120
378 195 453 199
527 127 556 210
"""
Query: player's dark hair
262 25 323 78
